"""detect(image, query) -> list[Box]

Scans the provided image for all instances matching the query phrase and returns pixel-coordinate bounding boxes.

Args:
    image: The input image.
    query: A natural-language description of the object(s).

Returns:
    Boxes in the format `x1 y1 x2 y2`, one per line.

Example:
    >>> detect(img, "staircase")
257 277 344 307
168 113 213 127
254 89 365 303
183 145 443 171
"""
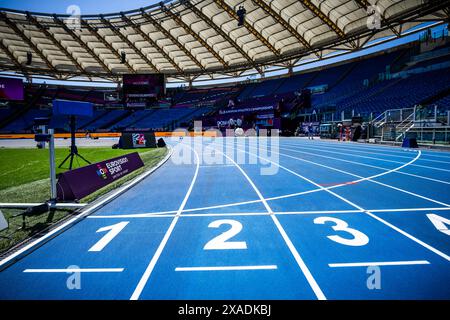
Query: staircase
394 112 415 141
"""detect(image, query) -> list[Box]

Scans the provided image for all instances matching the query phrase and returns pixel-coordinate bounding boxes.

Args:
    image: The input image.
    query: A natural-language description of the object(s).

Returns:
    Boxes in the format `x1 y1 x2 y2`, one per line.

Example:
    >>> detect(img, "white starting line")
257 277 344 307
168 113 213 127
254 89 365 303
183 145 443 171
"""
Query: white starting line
175 265 278 272
328 260 430 268
23 268 124 273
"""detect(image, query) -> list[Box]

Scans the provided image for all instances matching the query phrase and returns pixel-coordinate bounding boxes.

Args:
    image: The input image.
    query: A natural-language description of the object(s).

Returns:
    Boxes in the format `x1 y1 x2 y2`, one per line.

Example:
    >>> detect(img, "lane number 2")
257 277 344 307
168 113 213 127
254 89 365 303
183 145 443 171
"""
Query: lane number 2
204 219 247 250
426 213 450 236
89 221 129 252
314 217 369 246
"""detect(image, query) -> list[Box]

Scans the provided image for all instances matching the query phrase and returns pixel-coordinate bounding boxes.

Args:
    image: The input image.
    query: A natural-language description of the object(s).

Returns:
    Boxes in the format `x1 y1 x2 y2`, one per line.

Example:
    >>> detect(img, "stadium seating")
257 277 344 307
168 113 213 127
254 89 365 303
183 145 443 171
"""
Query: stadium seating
1 39 449 133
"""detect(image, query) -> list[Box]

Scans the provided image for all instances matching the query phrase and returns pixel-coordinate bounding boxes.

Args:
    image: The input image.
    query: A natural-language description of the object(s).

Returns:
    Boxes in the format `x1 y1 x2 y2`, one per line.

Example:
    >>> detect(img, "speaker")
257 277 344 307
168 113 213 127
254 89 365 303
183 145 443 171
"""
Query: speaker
402 138 418 148
26 52 32 65
157 138 166 148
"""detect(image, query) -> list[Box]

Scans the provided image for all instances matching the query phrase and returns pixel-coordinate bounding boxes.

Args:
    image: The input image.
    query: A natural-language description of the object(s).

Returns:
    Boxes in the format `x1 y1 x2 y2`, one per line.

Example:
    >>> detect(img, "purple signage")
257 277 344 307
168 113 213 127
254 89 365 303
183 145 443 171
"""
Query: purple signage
57 152 144 201
0 77 24 101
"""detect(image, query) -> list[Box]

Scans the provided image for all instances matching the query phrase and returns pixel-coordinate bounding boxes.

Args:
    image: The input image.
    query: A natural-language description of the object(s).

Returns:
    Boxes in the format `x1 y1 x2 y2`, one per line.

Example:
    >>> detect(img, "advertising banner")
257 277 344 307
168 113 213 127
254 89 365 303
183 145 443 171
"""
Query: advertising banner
57 152 144 201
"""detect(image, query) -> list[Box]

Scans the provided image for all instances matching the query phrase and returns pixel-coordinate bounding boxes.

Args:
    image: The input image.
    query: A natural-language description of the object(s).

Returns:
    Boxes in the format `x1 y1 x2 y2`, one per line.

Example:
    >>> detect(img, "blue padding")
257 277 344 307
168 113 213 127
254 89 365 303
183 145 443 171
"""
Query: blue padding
53 99 93 117
402 138 418 148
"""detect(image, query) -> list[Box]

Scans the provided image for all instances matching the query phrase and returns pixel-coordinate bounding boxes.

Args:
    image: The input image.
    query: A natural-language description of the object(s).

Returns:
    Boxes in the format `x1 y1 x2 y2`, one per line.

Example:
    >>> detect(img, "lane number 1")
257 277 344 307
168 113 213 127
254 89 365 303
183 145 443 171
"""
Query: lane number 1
89 221 129 252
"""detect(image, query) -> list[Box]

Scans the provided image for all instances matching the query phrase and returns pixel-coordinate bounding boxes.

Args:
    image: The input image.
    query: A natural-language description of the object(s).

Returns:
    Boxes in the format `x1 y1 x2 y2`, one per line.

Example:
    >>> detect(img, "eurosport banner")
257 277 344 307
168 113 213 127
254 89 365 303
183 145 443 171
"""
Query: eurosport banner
57 152 144 201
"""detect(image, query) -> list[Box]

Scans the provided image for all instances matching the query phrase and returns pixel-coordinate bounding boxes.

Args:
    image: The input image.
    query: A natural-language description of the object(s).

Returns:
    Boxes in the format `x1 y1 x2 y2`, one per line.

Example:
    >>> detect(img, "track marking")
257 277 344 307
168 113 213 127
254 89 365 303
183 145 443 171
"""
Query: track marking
282 142 450 172
278 144 450 186
0 147 173 269
293 139 450 161
227 140 450 262
23 268 124 273
243 142 450 208
212 146 326 300
284 141 450 165
130 145 200 300
328 260 430 267
86 207 450 219
175 265 278 272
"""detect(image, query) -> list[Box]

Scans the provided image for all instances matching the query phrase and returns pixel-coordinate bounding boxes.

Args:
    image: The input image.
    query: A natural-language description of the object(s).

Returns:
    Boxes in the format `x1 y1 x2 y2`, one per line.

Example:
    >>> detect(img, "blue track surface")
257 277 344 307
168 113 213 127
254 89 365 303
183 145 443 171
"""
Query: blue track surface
1 138 449 300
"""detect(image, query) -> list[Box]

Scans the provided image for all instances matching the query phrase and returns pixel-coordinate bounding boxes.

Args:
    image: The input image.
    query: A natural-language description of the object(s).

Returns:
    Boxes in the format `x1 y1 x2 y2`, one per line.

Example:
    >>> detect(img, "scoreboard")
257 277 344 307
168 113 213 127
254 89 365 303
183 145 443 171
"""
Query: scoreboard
122 74 165 108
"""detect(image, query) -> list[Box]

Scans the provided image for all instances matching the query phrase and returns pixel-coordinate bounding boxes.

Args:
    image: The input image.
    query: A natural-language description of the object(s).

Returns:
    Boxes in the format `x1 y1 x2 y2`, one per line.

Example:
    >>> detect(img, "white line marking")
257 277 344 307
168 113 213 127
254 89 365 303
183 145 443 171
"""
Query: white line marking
23 268 124 273
86 207 450 219
247 142 450 208
292 139 450 161
289 141 450 164
212 145 326 300
228 140 450 262
328 260 430 267
278 144 450 185
175 265 278 271
368 207 450 213
0 147 174 268
130 145 200 300
365 211 450 261
282 142 450 172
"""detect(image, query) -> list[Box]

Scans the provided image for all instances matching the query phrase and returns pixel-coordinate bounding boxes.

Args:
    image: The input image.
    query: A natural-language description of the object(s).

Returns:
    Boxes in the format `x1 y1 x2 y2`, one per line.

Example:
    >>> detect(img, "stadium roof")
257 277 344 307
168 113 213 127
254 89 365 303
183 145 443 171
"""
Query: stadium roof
0 0 449 83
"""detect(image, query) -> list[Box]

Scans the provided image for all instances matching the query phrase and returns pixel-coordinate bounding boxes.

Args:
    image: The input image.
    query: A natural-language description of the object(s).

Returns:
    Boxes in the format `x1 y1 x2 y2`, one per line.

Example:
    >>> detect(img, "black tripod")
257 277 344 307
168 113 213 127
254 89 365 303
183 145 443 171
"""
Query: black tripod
59 115 91 170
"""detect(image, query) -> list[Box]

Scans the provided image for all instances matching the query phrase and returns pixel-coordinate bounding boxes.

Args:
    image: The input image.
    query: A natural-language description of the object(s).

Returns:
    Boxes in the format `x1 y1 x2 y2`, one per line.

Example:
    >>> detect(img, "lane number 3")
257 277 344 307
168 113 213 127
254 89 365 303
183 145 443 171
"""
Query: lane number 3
314 217 369 246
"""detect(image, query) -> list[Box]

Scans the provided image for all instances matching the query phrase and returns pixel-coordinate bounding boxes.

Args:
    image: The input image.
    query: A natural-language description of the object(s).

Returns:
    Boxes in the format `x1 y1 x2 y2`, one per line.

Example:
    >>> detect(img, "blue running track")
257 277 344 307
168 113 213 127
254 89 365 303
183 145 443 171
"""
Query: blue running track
0 137 449 300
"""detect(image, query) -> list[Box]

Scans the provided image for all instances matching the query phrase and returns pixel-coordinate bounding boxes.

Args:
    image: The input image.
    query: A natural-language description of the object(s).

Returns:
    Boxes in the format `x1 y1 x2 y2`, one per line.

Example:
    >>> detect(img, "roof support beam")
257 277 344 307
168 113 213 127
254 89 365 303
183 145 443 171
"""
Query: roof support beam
161 5 229 67
121 14 183 73
81 19 135 73
251 0 318 57
0 39 27 74
100 16 158 72
52 16 112 75
354 0 400 36
298 0 356 48
181 0 262 74
213 0 280 56
0 12 57 72
27 14 87 74
140 10 205 72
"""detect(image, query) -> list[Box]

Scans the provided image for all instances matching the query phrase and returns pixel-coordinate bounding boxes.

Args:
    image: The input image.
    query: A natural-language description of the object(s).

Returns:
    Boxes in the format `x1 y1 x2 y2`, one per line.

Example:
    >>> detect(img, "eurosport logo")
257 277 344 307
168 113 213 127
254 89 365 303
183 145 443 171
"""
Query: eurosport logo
132 133 146 148
96 164 108 180
170 121 280 176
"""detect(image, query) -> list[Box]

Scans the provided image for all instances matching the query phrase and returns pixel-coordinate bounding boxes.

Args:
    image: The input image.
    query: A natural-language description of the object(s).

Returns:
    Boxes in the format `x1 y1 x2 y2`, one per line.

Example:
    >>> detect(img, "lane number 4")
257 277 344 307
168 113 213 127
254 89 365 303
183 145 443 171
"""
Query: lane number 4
426 214 450 236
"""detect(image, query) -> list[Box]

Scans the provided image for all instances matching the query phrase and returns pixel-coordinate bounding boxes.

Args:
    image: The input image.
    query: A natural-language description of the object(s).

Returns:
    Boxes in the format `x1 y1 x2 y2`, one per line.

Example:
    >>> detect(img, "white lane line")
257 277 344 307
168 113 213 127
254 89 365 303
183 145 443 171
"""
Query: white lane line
212 145 326 300
86 207 450 219
365 211 450 261
278 144 450 186
230 141 450 262
175 265 278 272
368 207 450 213
292 142 450 165
328 260 430 268
246 142 450 208
282 142 450 172
130 145 200 301
23 268 124 273
0 147 174 269
296 140 450 161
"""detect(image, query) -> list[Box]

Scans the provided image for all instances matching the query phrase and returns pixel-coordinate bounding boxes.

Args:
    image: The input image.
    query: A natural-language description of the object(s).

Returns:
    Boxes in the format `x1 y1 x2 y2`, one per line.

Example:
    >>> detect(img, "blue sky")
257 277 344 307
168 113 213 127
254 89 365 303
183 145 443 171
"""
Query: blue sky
0 0 161 14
